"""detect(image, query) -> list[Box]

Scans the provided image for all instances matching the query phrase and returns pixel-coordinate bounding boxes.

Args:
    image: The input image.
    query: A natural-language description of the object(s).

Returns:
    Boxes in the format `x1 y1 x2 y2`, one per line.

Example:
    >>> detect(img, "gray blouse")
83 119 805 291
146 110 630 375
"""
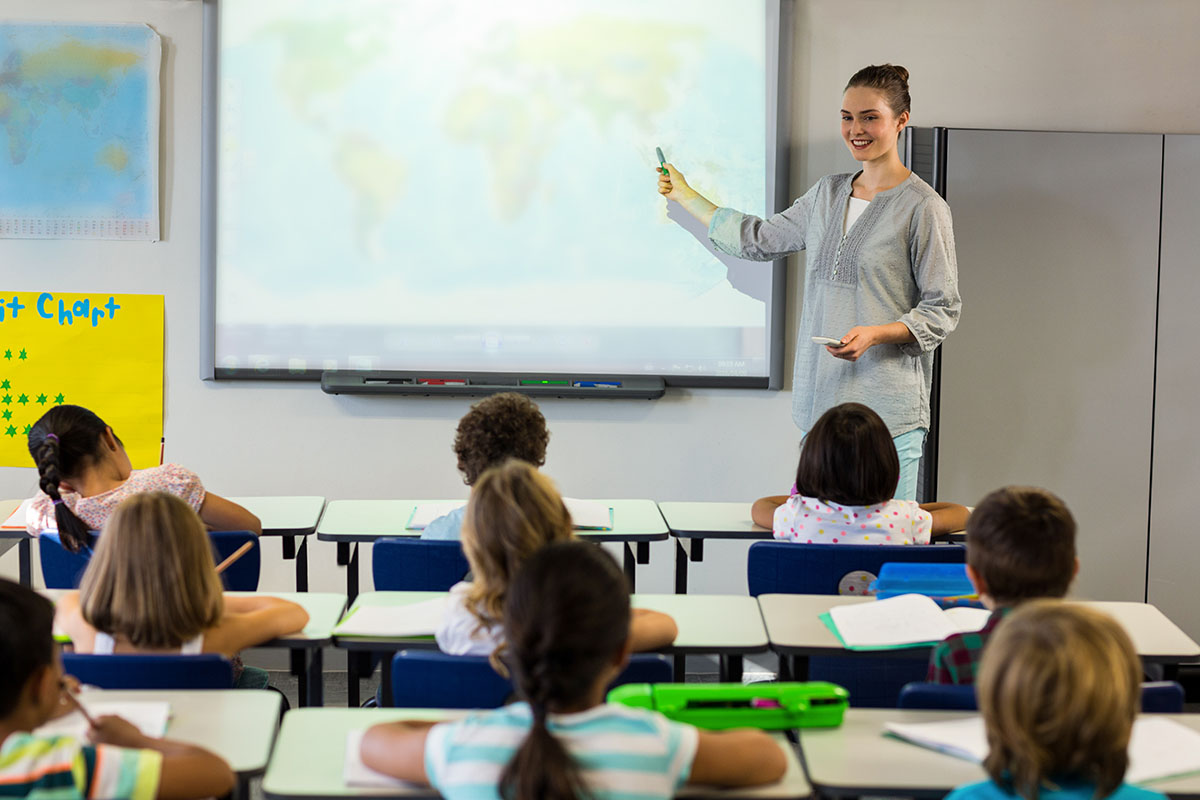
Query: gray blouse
709 171 961 436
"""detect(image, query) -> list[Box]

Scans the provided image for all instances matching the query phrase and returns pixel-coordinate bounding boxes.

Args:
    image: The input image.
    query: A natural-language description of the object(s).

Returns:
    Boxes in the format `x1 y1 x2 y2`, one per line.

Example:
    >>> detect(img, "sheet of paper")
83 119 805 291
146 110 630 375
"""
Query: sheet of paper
943 606 992 634
884 716 1200 784
407 502 465 530
563 497 612 530
36 700 169 739
1 498 33 530
335 597 448 637
829 593 959 648
344 729 420 788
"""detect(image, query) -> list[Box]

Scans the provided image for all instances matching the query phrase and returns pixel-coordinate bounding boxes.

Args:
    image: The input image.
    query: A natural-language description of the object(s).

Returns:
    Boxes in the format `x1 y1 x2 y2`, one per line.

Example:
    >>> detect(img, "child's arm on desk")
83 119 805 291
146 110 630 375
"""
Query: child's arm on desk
629 608 678 651
751 496 789 529
361 720 437 784
921 502 971 535
198 493 262 535
688 728 788 787
89 715 235 800
206 595 309 653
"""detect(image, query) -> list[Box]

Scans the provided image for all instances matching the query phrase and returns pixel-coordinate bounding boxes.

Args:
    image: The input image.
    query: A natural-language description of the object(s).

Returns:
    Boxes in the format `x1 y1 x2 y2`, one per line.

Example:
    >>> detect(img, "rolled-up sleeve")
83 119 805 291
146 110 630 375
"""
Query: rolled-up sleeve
707 183 819 262
899 197 961 355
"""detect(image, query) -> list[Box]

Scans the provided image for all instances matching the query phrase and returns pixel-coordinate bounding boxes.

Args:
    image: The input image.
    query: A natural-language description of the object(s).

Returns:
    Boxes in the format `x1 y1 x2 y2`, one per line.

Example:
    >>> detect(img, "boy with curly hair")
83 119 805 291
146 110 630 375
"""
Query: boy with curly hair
422 392 550 540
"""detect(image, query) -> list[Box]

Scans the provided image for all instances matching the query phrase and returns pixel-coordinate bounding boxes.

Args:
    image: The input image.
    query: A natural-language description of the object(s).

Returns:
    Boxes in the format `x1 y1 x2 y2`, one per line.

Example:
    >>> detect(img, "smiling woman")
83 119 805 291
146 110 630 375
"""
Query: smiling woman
656 64 961 500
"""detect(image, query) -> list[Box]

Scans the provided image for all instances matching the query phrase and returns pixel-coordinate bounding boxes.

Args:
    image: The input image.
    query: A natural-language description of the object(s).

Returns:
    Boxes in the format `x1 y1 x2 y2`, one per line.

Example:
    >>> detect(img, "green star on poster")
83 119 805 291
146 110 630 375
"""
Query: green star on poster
54 393 64 404
16 393 27 405
0 379 8 389
36 393 47 405
3 426 14 437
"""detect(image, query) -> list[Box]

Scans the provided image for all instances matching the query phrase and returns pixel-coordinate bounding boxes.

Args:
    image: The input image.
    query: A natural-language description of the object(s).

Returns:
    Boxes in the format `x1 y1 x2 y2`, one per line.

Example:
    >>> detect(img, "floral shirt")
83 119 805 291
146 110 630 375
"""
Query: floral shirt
27 464 206 534
772 495 932 545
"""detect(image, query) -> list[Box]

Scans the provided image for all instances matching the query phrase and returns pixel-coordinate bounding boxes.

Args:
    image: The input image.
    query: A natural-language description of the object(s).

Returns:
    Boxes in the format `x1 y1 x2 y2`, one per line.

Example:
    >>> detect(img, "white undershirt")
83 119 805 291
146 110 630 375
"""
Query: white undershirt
844 196 870 234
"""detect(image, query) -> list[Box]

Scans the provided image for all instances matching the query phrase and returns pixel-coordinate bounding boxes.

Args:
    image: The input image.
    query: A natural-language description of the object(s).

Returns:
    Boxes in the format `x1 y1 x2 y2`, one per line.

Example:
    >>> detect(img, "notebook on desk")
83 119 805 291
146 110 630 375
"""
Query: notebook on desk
408 498 612 531
334 597 448 638
1 498 33 530
36 700 170 740
822 593 991 650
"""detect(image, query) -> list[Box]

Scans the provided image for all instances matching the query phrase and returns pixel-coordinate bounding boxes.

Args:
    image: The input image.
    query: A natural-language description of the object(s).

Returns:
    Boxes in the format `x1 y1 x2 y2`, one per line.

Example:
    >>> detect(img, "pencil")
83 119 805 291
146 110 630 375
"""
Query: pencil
61 684 97 727
215 541 255 574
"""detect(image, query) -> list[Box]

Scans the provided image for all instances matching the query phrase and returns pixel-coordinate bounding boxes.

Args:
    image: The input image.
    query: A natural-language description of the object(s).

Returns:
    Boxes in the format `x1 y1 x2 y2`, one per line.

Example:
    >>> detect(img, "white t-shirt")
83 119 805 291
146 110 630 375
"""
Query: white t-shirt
773 495 932 545
434 581 503 656
844 196 870 233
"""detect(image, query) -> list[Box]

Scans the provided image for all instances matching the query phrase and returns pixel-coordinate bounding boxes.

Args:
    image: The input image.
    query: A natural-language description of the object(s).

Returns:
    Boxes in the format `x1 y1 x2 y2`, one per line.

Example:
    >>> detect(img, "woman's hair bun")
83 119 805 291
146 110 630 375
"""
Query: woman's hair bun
882 63 909 84
845 64 911 116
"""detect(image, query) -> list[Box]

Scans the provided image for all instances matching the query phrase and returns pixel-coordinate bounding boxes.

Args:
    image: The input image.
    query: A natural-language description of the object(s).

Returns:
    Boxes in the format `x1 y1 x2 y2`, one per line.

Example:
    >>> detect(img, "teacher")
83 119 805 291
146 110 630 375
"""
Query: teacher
658 64 960 500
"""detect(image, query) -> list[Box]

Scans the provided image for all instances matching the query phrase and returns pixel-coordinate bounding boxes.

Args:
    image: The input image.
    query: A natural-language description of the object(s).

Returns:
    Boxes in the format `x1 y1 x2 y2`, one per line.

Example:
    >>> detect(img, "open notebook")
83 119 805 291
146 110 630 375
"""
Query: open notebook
36 700 170 740
344 729 421 788
334 597 449 638
1 498 33 530
407 498 612 530
822 594 992 650
885 716 1200 784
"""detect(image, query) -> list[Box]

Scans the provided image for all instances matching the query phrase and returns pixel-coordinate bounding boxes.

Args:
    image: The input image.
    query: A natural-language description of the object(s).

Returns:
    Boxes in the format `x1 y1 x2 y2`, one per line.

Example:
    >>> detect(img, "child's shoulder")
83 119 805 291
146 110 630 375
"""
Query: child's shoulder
0 732 90 791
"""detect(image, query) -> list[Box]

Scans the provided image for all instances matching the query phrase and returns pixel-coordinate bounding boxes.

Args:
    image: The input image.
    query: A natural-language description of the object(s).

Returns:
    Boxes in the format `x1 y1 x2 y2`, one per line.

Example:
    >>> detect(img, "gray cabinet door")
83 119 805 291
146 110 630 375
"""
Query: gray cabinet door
937 129 1162 602
1148 135 1200 635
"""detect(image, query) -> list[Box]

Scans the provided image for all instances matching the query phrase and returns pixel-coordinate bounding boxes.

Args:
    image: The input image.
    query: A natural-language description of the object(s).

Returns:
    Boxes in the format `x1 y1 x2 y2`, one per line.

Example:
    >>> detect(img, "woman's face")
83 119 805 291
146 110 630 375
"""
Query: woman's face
841 87 908 163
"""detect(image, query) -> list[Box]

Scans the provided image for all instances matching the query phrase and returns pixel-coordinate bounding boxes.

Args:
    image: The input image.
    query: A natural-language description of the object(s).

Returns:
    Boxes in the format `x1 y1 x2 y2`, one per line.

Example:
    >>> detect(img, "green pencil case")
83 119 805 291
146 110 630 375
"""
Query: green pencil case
606 681 849 730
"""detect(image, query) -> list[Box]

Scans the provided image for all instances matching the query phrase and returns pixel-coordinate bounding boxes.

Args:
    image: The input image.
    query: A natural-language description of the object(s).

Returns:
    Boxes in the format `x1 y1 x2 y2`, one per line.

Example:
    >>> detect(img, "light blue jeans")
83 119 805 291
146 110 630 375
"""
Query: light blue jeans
892 428 927 502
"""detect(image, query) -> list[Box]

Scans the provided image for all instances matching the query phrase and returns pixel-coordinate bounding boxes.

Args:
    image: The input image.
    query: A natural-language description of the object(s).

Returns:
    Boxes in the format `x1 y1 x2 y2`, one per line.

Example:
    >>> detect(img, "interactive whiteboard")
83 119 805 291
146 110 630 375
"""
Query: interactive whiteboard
203 0 787 387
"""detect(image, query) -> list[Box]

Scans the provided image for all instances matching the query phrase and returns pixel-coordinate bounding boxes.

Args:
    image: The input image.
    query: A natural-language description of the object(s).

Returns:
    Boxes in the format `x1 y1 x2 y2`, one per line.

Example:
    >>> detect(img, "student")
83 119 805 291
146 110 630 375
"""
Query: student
945 601 1162 800
422 392 550 540
26 404 261 552
362 541 786 799
436 459 677 657
927 486 1077 684
751 403 969 543
0 578 234 799
55 492 308 688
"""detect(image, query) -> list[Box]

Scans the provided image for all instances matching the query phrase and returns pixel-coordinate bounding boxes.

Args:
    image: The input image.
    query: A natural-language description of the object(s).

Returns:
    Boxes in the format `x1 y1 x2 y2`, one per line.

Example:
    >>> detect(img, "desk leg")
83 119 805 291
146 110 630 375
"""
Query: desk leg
623 544 636 591
295 536 309 592
348 651 360 708
674 654 687 682
720 655 743 683
790 655 809 682
636 541 650 565
347 544 360 603
306 648 324 707
282 536 296 560
381 655 394 708
18 539 31 587
674 539 690 594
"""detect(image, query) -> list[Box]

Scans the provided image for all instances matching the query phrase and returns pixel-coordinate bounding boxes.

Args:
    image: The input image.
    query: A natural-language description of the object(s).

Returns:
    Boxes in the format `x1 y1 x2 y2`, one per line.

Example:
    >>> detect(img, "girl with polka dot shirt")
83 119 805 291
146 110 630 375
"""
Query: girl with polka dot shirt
752 403 969 544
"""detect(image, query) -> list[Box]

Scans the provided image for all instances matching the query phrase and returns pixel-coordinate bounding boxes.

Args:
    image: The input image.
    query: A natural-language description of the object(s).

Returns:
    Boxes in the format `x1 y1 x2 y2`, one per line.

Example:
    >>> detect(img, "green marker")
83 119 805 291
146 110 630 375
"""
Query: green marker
520 379 569 386
656 146 668 176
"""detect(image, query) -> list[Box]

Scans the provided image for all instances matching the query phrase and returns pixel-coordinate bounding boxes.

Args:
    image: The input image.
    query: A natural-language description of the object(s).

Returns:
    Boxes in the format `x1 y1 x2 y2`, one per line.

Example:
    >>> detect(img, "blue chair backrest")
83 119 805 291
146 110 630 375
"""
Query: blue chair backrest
40 530 260 591
62 653 234 690
747 541 967 597
373 539 470 591
389 651 673 709
39 533 95 589
898 681 1185 713
209 531 260 591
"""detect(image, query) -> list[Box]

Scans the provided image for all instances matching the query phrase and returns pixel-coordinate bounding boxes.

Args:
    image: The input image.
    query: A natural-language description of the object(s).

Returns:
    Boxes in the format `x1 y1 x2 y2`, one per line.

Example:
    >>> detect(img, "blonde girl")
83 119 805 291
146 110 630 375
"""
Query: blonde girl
56 493 307 671
435 459 677 657
945 601 1163 800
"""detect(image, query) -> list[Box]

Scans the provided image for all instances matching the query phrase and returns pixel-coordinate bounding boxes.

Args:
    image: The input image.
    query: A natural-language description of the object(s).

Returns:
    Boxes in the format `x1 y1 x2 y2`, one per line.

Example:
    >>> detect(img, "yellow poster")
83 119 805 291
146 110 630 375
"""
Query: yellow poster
0 291 163 468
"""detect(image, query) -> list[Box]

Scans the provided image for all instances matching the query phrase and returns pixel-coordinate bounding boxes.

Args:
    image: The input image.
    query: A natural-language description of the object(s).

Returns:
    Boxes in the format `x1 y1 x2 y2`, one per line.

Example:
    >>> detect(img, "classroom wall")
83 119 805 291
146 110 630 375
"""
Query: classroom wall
3 0 1200 600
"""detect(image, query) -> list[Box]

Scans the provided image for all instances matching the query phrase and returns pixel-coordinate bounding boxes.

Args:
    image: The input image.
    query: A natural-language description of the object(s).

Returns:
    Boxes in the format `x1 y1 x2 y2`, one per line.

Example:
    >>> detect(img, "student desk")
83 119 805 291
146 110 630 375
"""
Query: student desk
263 708 811 800
757 594 1200 681
0 498 32 586
227 495 326 591
333 591 769 706
45 589 344 709
658 501 772 593
797 708 1200 799
316 499 669 600
72 688 280 800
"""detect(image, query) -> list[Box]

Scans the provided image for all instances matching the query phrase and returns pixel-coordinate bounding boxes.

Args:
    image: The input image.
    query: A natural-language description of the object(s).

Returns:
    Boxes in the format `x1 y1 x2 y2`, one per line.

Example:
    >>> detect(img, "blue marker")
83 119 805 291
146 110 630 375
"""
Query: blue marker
575 381 622 388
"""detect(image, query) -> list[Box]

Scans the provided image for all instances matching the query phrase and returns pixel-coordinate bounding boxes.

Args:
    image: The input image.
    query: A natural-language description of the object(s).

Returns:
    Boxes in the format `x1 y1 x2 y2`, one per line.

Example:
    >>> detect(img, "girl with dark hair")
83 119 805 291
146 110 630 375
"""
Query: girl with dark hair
751 402 968 543
24 405 260 552
362 541 786 799
658 64 961 501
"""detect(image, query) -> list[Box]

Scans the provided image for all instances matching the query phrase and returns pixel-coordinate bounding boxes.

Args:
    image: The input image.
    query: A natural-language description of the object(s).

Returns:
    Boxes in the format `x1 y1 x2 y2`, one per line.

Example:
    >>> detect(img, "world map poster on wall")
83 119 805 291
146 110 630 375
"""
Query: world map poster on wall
0 23 161 240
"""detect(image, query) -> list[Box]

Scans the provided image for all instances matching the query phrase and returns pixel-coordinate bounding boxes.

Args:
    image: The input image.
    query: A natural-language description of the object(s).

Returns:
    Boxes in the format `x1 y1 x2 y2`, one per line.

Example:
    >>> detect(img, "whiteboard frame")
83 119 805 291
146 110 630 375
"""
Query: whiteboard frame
199 0 790 389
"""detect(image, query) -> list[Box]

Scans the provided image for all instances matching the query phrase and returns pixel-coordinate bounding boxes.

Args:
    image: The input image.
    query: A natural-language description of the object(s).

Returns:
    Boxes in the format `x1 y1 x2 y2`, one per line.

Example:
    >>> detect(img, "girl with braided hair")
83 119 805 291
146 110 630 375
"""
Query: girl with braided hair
362 540 787 799
25 405 260 552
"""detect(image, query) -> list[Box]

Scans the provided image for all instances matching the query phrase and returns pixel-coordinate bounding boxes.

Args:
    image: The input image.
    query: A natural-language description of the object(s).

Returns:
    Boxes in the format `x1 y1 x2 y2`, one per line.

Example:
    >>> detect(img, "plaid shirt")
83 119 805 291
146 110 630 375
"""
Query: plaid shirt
926 608 1009 685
